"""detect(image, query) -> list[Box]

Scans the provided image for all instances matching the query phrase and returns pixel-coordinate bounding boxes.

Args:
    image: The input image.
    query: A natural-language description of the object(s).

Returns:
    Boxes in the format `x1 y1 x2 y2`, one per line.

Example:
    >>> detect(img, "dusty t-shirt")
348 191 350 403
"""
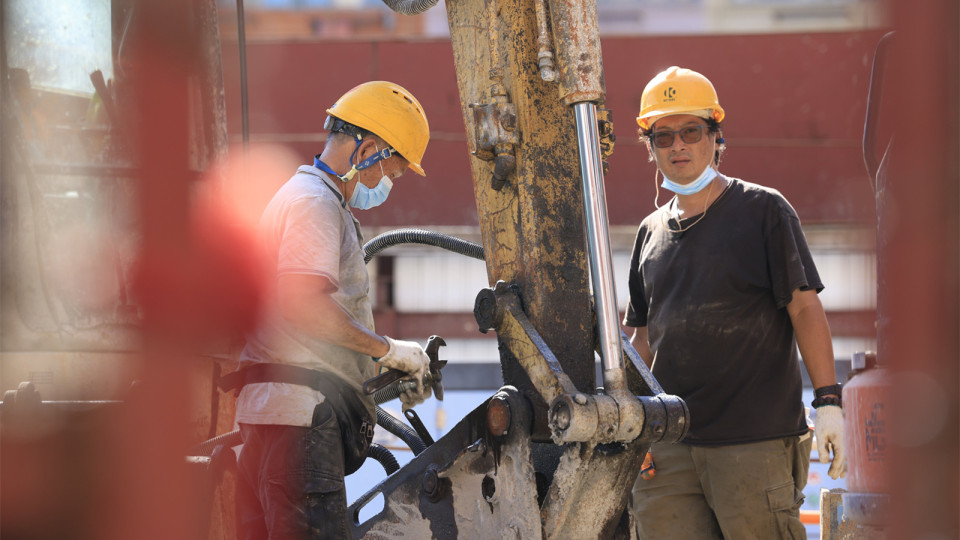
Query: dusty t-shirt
236 165 377 426
623 177 820 445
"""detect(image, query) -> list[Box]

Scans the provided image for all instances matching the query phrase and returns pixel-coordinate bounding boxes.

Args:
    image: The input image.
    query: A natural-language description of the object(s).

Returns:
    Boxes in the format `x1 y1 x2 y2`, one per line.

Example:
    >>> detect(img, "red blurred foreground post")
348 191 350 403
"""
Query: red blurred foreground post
110 1 213 538
887 1 959 538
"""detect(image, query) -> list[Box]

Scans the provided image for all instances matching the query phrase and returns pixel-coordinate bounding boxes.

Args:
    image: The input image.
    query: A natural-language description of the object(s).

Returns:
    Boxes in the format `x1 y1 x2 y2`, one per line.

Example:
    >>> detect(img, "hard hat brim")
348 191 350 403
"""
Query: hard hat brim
636 107 724 129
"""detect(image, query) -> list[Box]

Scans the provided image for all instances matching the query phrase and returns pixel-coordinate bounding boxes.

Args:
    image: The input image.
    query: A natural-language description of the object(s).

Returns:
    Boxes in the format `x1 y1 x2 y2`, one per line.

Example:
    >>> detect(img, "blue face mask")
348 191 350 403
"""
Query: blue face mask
349 175 393 209
349 148 394 209
661 165 718 195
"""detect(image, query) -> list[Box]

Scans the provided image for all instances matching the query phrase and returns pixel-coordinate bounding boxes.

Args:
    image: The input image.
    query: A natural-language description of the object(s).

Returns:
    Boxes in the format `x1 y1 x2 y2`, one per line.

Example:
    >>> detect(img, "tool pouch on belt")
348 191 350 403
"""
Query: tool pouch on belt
314 384 374 476
219 363 375 475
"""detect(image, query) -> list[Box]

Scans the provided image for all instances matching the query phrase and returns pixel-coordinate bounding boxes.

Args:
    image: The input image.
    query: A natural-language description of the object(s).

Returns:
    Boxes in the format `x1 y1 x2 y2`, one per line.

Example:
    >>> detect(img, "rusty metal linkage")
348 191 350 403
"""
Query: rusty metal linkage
474 281 688 446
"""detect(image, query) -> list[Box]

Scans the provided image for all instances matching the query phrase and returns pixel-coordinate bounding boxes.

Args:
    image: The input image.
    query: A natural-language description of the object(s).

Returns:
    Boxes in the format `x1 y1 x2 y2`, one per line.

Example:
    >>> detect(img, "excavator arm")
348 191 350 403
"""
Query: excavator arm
347 0 687 537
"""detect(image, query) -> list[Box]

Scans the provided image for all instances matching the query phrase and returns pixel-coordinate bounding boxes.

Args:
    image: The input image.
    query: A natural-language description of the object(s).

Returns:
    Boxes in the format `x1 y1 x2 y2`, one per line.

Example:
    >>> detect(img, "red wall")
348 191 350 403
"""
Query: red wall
221 30 886 227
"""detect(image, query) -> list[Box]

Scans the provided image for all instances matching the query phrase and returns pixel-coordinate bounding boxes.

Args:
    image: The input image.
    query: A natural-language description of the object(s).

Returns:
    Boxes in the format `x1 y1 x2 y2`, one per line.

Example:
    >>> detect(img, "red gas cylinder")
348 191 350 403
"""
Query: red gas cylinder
842 351 892 524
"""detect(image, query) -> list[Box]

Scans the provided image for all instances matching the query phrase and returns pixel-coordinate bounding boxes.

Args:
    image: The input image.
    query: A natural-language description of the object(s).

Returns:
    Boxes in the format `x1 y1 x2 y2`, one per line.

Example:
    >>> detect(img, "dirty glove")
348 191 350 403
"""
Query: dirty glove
814 405 846 480
378 337 432 409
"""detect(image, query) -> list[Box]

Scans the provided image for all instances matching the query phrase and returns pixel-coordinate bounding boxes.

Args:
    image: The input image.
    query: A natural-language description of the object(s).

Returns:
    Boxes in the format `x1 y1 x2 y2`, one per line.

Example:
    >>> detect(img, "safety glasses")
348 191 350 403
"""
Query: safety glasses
650 125 708 148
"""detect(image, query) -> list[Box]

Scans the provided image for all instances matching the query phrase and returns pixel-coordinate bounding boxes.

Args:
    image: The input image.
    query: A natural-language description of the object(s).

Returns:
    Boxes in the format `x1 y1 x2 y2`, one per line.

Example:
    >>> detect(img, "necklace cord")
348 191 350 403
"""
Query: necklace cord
661 176 727 233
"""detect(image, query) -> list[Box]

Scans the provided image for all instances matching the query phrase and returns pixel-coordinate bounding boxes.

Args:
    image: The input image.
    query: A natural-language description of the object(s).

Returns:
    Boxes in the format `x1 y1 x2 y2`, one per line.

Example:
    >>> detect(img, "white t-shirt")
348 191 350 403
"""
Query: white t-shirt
235 165 378 426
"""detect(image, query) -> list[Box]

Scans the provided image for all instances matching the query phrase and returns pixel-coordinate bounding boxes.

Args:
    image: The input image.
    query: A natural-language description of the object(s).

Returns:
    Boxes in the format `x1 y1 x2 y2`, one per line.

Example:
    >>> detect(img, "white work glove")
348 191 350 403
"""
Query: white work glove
814 405 846 480
378 337 432 409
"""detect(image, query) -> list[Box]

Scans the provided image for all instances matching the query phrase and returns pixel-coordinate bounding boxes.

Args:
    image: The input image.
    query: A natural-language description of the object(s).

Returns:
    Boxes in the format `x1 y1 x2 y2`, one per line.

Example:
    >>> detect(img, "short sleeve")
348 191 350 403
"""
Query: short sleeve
766 199 823 308
623 225 649 327
276 196 344 286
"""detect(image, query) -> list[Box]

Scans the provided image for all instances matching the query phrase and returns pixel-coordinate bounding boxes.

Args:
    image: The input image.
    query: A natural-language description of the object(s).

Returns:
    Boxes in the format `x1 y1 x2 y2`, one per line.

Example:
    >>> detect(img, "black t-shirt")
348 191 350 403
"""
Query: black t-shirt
623 178 820 445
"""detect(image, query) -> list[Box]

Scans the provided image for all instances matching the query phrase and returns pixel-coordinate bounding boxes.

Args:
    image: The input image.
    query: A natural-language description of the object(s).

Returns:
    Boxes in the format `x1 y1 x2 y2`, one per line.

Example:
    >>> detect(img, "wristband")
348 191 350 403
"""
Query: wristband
811 395 842 408
814 383 843 398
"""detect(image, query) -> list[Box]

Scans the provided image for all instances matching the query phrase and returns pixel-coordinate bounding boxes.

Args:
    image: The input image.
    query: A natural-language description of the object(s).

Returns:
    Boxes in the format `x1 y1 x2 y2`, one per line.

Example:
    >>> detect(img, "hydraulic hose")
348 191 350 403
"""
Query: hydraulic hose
363 228 484 264
368 443 399 475
379 0 439 16
376 405 427 456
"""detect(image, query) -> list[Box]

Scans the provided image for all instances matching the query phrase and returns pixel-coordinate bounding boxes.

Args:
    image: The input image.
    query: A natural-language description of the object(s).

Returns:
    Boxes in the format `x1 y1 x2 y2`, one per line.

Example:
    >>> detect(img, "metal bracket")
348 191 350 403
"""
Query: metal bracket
597 108 615 175
469 101 519 190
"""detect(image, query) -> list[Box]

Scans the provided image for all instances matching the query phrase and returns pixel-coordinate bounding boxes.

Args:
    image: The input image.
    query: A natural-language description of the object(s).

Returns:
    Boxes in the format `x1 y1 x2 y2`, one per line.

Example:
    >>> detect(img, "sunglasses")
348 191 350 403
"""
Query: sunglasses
650 125 709 148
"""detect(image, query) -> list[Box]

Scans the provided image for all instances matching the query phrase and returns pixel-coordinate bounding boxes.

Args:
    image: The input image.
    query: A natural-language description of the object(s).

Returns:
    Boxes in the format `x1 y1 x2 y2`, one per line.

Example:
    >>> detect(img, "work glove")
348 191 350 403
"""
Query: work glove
814 405 846 480
378 337 432 409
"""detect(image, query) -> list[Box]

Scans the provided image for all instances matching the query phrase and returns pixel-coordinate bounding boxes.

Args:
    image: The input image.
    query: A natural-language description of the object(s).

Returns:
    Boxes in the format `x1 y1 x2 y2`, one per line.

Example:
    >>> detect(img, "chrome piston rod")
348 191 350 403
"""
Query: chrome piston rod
573 102 625 384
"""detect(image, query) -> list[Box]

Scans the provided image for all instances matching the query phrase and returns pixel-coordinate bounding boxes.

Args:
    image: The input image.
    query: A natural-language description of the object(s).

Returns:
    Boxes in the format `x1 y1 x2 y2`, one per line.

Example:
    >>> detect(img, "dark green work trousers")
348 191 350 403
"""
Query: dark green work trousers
632 434 813 539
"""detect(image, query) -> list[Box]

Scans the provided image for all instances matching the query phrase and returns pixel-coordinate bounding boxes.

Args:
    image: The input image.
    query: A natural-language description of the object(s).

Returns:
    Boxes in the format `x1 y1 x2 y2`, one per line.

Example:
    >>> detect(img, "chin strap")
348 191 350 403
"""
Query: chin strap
314 147 395 183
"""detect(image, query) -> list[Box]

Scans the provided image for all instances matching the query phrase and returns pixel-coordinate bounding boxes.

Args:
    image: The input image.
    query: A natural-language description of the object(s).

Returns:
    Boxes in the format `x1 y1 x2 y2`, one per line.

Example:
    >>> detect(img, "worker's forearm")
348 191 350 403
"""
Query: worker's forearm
630 327 654 368
286 293 390 358
791 303 838 391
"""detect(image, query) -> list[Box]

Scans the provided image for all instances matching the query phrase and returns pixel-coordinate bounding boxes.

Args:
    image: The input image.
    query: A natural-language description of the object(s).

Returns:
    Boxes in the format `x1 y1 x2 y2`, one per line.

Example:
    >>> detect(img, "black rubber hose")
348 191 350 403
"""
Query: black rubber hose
379 0 439 16
376 406 427 456
363 228 484 264
367 443 399 475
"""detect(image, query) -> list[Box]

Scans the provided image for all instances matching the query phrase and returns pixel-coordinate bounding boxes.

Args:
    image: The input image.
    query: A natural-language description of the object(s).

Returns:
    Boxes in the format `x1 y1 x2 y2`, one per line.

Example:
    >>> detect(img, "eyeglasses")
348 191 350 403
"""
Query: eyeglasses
650 125 708 148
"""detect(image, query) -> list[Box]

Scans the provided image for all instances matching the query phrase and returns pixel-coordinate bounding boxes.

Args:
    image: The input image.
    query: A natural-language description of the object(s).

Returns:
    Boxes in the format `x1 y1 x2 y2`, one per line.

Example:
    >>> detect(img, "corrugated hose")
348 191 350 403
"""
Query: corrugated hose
363 228 484 264
378 0 440 16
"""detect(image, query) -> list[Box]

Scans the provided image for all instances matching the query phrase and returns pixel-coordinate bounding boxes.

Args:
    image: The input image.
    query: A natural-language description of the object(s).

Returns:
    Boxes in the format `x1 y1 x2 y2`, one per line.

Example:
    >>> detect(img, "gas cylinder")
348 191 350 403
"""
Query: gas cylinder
842 351 892 525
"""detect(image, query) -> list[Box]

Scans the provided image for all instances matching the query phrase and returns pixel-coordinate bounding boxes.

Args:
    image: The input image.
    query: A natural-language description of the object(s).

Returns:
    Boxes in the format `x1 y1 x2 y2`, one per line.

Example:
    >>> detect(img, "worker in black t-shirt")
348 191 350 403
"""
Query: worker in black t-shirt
623 66 846 539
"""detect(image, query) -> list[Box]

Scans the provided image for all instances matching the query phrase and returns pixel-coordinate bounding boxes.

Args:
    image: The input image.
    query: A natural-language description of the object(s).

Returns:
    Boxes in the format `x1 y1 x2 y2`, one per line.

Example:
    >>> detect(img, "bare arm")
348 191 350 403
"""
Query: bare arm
278 273 390 358
629 327 654 369
786 288 838 394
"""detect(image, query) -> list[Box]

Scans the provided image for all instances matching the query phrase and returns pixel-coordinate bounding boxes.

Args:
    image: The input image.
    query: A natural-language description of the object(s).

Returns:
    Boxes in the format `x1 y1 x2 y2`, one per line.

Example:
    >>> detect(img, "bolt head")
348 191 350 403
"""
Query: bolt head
422 470 439 494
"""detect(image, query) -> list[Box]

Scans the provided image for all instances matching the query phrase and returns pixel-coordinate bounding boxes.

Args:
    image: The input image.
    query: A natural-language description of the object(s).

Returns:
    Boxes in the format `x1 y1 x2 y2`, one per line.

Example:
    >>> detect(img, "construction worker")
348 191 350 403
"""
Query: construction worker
623 66 845 538
222 81 433 539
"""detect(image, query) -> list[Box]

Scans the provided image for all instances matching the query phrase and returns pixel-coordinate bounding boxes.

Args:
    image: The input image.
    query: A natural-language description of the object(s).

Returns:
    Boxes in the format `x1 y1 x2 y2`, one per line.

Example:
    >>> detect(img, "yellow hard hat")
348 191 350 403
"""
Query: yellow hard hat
326 81 430 176
636 66 725 131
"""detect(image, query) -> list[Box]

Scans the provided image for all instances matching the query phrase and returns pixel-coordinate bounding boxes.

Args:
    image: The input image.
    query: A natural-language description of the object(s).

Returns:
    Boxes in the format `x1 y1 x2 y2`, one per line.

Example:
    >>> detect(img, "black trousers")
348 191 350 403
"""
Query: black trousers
236 403 350 540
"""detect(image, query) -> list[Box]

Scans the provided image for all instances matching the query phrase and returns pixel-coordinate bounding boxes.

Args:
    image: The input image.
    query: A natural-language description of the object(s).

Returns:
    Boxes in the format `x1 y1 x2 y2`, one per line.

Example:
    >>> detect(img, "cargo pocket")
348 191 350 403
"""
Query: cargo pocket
303 478 349 539
766 480 806 540
304 403 345 482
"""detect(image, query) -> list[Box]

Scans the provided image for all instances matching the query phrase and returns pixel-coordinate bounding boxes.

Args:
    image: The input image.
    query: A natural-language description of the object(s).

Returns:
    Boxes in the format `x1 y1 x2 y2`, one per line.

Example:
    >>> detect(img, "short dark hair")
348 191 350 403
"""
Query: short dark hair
324 115 371 139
